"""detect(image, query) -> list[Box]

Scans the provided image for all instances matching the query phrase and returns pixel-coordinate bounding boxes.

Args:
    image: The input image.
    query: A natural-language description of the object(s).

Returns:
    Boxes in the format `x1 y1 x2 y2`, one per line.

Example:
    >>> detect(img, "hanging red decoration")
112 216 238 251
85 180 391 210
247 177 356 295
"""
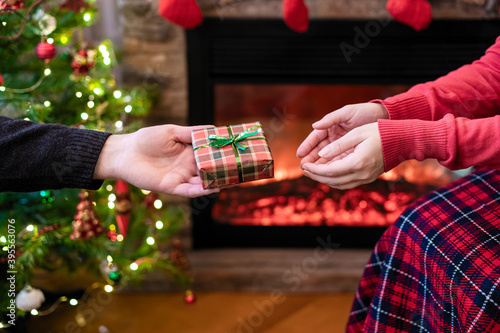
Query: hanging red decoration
283 0 309 33
0 73 4 85
386 0 432 31
0 0 24 10
158 0 203 29
71 48 96 75
36 41 56 61
114 180 131 237
158 0 309 32
70 191 105 240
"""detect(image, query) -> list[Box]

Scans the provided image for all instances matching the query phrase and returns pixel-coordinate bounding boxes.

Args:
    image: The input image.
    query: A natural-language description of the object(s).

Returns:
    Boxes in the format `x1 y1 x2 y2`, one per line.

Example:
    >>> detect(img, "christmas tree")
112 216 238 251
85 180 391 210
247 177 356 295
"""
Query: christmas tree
0 0 192 327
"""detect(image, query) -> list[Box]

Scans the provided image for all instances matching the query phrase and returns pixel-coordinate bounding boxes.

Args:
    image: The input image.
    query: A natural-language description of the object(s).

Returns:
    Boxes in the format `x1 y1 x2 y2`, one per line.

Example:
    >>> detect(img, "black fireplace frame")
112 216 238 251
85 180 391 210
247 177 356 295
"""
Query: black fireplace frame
187 18 500 249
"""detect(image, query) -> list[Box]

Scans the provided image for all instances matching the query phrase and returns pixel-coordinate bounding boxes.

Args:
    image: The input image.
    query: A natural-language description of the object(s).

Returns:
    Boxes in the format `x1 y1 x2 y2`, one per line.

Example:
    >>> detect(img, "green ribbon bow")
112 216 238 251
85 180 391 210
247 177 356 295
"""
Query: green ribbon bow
207 125 262 150
194 125 263 151
194 125 264 183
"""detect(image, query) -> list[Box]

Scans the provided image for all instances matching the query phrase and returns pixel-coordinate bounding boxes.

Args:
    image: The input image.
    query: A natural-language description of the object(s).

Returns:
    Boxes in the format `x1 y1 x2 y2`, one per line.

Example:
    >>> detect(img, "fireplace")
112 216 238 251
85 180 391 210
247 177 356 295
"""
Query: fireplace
187 19 500 249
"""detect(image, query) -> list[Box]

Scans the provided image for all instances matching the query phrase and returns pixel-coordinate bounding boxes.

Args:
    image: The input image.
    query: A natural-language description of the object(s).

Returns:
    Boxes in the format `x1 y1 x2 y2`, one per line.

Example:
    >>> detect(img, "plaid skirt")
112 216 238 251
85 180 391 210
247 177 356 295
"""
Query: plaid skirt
347 167 500 333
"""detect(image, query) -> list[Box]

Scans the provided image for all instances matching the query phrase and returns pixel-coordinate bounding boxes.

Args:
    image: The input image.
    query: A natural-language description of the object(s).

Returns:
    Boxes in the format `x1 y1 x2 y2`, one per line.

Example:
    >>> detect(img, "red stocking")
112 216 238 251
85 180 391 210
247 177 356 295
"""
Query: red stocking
386 0 432 31
158 0 203 29
283 0 309 33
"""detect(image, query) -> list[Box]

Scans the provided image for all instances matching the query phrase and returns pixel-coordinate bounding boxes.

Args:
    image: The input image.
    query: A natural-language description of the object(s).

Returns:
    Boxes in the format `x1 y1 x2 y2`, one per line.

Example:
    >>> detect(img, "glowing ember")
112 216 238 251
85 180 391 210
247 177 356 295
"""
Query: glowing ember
212 176 438 227
213 146 455 227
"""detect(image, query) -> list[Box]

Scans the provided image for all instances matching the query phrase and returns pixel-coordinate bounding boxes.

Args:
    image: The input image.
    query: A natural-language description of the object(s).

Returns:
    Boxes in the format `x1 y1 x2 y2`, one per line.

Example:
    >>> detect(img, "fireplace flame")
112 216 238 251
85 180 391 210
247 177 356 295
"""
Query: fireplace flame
216 157 454 227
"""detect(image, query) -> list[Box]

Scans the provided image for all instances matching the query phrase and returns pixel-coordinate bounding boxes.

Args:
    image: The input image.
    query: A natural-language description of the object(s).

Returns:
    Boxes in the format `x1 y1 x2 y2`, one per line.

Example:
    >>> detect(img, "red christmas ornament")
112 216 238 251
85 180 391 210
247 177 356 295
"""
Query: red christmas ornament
114 180 131 237
184 290 196 305
386 0 432 31
70 192 105 240
0 73 3 85
283 0 309 33
71 48 96 75
107 229 117 242
36 42 56 61
0 0 24 10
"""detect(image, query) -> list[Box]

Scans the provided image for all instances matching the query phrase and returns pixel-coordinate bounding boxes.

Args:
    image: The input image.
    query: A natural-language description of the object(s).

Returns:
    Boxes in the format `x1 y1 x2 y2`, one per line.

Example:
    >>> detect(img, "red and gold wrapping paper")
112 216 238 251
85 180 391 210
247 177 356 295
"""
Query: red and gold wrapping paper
191 122 274 189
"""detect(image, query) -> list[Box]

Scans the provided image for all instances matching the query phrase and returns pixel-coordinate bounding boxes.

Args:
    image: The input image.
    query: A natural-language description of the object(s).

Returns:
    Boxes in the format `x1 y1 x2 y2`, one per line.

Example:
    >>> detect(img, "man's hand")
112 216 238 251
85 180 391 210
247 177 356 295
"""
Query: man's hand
94 124 219 198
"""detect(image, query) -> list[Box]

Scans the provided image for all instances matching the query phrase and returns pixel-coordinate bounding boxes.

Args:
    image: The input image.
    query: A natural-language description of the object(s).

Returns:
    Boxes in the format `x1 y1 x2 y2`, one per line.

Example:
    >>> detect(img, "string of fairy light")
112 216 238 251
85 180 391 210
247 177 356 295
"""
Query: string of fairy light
0 7 135 126
0 187 165 241
0 4 194 329
0 187 168 329
0 282 115 330
106 187 165 244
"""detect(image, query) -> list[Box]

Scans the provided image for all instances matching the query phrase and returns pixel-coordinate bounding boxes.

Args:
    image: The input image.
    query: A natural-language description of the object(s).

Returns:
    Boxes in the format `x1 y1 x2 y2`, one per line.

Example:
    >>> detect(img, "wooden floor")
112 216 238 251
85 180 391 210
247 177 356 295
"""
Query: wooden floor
27 292 355 333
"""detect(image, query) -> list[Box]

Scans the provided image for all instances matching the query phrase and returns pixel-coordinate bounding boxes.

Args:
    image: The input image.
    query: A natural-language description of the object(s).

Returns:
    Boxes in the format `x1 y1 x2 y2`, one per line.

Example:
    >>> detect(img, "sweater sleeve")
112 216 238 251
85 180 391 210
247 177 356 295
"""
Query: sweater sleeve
0 116 112 192
375 36 500 121
379 114 500 171
376 37 500 171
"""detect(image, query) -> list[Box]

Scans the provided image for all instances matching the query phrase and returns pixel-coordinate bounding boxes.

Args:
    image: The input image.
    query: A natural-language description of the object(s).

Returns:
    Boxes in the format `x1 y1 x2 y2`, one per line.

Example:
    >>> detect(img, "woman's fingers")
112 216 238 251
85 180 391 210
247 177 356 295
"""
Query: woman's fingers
296 129 327 158
317 129 363 159
312 105 353 129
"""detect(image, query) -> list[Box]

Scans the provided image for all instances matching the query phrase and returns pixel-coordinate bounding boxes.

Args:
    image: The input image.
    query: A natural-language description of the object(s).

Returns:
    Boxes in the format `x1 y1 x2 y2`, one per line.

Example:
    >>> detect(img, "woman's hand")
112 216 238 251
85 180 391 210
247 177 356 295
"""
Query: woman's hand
298 115 386 190
296 103 389 166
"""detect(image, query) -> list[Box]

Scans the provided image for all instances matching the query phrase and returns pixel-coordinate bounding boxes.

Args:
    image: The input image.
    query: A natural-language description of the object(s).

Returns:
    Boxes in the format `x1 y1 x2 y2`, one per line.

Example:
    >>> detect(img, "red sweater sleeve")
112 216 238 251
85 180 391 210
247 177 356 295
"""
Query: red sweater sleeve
379 36 500 121
377 37 500 171
379 115 500 171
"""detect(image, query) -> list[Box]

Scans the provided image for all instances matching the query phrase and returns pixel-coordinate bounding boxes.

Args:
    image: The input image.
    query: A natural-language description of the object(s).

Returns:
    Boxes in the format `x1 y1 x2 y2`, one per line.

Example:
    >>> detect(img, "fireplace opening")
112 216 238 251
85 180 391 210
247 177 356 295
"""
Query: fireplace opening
187 19 500 248
212 84 454 228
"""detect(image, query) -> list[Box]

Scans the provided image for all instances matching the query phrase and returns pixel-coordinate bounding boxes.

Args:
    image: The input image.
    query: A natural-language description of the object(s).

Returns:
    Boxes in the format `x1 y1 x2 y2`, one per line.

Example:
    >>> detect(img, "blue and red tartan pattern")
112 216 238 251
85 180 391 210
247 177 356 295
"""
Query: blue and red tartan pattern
191 122 274 189
347 167 500 333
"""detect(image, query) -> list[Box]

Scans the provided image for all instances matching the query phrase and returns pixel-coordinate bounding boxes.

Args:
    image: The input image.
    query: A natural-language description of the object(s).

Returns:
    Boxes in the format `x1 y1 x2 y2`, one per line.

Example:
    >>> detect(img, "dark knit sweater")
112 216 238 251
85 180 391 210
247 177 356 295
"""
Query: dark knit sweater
0 116 111 192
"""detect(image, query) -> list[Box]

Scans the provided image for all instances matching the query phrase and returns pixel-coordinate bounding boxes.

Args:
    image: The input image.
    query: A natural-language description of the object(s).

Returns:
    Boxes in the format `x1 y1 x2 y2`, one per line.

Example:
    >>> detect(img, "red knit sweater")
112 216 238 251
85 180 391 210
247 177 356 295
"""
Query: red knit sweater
377 37 500 171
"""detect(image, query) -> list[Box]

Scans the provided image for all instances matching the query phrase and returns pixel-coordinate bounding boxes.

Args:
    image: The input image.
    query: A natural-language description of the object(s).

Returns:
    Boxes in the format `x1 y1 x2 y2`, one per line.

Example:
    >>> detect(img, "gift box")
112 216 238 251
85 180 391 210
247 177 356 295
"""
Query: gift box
192 122 274 189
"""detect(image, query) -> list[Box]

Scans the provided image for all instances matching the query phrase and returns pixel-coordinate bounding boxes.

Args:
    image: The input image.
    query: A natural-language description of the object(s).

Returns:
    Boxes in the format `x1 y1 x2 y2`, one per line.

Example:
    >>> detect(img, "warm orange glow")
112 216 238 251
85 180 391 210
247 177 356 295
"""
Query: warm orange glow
213 84 457 227
380 159 454 187
213 174 439 227
214 154 456 227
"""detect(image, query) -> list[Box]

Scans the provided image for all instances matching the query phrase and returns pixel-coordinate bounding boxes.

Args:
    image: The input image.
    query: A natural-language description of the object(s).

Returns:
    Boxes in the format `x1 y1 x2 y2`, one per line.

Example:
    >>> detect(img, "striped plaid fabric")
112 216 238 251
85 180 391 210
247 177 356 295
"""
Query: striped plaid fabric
192 122 274 189
347 167 500 333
